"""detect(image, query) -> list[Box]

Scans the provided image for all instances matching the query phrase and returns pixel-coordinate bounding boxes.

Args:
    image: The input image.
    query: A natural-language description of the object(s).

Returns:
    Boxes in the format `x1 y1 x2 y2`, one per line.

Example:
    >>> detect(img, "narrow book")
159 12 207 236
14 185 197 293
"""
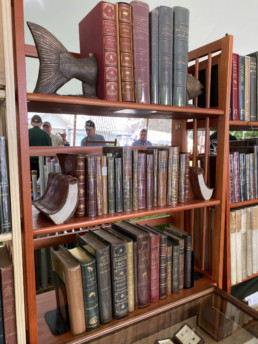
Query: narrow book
230 210 237 285
150 8 159 104
115 156 123 213
158 149 168 207
86 156 97 218
132 149 138 210
137 151 146 209
101 155 108 215
90 228 128 319
231 53 239 120
95 156 103 216
246 207 253 277
50 247 86 335
66 246 100 330
76 232 112 324
107 156 115 214
235 209 242 283
32 173 78 225
238 55 245 121
123 147 133 211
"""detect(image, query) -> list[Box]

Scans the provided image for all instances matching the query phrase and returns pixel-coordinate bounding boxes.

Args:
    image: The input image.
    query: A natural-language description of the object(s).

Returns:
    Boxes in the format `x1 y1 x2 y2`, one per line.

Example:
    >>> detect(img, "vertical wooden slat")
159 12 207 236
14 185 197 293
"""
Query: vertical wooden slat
193 119 198 167
204 118 210 182
73 114 77 146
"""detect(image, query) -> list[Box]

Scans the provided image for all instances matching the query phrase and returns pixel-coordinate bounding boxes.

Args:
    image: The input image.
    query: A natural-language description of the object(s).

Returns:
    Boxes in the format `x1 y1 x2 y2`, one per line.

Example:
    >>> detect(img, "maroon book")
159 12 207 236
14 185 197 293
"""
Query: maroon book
231 53 239 120
79 2 118 101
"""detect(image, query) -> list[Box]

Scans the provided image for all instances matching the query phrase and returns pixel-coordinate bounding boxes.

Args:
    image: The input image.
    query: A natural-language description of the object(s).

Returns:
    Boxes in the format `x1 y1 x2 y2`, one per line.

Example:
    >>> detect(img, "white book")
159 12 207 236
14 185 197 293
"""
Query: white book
246 207 253 276
251 205 257 274
241 208 247 280
230 210 237 285
235 209 242 283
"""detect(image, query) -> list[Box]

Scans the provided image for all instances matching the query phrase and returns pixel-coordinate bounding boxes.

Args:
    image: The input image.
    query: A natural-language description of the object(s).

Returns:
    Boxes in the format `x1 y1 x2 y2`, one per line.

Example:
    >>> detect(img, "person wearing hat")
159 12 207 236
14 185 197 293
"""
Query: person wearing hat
28 114 52 175
81 120 106 146
42 121 69 146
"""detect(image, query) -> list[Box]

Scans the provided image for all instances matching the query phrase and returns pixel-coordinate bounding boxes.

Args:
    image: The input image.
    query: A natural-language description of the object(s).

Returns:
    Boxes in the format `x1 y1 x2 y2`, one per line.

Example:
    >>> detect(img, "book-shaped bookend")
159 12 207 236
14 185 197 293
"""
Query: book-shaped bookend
32 172 78 224
189 167 213 200
172 323 204 344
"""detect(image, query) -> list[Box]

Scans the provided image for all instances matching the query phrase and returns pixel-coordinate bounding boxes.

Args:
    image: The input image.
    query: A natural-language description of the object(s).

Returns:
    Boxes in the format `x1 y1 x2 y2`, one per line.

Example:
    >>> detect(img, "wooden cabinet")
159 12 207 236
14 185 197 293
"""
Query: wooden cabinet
11 0 233 342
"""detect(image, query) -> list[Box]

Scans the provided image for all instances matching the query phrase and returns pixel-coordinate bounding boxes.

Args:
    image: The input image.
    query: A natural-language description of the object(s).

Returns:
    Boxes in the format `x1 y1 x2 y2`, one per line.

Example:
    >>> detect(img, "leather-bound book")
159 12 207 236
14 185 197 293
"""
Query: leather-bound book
249 56 256 122
153 148 158 206
167 147 180 205
132 149 138 210
239 153 246 202
230 210 237 285
249 153 255 200
116 2 134 102
144 224 167 299
229 153 234 203
255 146 258 199
136 224 160 303
95 156 103 216
50 247 86 335
108 227 135 312
245 56 250 121
86 156 97 218
115 157 123 213
57 153 85 217
150 8 159 104
101 155 108 215
231 53 239 120
165 225 193 289
146 152 154 209
245 153 250 201
66 246 100 330
246 207 253 277
0 246 17 344
111 220 150 308
158 6 173 105
178 153 187 203
173 6 189 106
107 156 115 214
158 149 168 207
169 239 179 294
90 228 128 319
0 137 11 234
79 2 118 101
166 243 172 295
189 167 213 201
76 232 112 324
123 147 133 212
248 52 258 120
238 55 245 121
32 173 78 225
137 151 146 209
130 0 150 104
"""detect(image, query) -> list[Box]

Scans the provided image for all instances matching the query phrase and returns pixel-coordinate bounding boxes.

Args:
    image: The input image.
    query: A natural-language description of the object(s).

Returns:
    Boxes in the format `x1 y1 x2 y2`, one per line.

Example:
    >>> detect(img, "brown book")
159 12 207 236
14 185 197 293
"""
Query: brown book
101 155 108 215
167 147 180 205
158 149 168 207
86 156 97 218
146 152 154 209
95 156 103 216
132 149 138 210
32 173 79 225
178 153 188 203
123 147 133 212
57 153 85 217
189 167 214 200
137 151 146 209
116 2 134 102
0 246 17 344
50 247 86 335
166 243 172 295
79 2 118 101
130 0 150 103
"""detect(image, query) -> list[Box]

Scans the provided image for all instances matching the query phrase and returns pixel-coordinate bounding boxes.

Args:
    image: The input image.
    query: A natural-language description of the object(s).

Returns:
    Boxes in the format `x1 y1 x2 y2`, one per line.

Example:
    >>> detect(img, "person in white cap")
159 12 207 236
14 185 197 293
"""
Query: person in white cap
81 120 106 146
42 121 69 146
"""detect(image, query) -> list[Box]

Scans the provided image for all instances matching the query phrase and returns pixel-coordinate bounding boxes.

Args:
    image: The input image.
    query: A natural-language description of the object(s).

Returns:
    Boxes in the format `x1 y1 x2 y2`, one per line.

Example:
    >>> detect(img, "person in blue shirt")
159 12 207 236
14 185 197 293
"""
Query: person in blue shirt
131 129 152 146
81 120 106 146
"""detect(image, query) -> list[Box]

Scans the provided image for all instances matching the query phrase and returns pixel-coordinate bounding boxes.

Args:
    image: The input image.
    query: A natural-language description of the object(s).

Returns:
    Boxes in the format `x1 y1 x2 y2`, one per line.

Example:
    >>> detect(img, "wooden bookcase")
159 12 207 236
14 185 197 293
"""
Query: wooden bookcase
0 0 26 342
12 0 233 342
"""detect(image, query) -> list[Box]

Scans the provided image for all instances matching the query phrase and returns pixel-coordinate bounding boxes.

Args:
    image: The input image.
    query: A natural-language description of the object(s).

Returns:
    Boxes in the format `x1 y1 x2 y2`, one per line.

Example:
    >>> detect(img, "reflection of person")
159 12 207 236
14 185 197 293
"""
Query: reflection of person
81 120 106 146
28 115 52 175
132 129 152 146
120 136 127 146
42 121 69 146
210 131 237 154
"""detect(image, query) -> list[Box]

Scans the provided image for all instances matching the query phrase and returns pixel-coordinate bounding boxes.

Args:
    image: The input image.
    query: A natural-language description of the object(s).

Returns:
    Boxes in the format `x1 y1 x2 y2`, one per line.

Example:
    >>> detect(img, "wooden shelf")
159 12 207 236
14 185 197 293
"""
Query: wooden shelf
230 198 258 209
27 93 224 119
229 120 258 131
36 277 216 344
32 198 220 236
230 272 258 288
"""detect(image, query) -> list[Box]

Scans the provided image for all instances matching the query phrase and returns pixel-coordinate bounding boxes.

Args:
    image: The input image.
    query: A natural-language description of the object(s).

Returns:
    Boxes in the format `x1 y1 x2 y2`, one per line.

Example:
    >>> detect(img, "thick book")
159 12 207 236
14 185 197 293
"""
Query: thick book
130 0 150 103
137 151 146 209
248 51 258 120
189 167 214 201
251 205 257 274
79 1 118 101
66 246 100 330
90 228 128 319
231 53 239 120
246 207 253 277
238 55 245 121
173 6 189 106
244 56 250 121
108 226 135 312
0 246 17 344
233 152 240 203
167 147 180 206
146 151 154 209
255 146 258 199
116 2 134 102
101 155 108 215
86 156 97 218
111 220 150 307
50 247 86 335
56 153 86 217
150 8 159 104
123 147 133 212
179 153 189 203
107 156 115 214
169 239 179 294
95 156 103 216
239 153 246 202
132 149 138 210
0 137 12 234
166 243 172 295
240 208 247 280
235 209 242 283
76 232 112 324
249 56 257 122
32 173 78 225
115 157 123 213
157 149 168 207
144 224 167 299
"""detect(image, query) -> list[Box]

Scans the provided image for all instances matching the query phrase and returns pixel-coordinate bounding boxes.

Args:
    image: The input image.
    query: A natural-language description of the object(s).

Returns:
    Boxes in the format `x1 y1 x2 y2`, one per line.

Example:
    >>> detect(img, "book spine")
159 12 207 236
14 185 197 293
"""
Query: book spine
246 207 253 277
133 241 138 309
137 152 146 209
250 56 257 122
184 235 193 289
245 154 250 201
132 149 138 210
231 53 239 120
235 209 242 283
238 55 245 121
249 153 255 200
123 147 132 212
86 156 97 218
179 153 187 203
146 153 154 209
116 3 134 102
230 210 237 285
131 0 150 104
245 56 250 121
107 156 115 214
115 157 123 213
0 276 4 344
171 243 179 294
1 265 17 344
167 148 173 205
137 235 150 307
81 259 100 329
173 6 189 107
166 244 172 295
239 153 246 202
158 6 173 105
158 150 168 207
153 149 158 206
229 153 235 203
125 241 134 312
233 152 240 203
111 244 128 319
171 147 180 205
101 155 108 215
149 235 160 303
74 154 86 217
96 156 103 216
241 208 247 280
251 206 257 274
150 8 159 104
255 146 258 199
0 137 12 234
159 236 167 298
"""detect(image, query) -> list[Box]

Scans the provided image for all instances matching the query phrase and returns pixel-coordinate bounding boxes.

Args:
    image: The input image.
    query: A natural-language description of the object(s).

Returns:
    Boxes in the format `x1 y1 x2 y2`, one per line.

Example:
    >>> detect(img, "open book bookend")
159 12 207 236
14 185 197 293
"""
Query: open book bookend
189 167 214 201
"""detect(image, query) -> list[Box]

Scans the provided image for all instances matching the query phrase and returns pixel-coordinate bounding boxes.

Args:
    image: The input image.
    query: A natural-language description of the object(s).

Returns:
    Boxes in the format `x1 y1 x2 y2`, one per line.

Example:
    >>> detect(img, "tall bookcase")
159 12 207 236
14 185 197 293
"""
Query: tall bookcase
0 0 26 342
12 0 233 343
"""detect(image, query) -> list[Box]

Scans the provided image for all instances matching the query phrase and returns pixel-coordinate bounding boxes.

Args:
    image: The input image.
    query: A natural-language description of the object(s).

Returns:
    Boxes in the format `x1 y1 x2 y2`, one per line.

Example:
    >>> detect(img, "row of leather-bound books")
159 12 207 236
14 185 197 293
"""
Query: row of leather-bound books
56 146 192 220
79 1 189 106
49 221 193 336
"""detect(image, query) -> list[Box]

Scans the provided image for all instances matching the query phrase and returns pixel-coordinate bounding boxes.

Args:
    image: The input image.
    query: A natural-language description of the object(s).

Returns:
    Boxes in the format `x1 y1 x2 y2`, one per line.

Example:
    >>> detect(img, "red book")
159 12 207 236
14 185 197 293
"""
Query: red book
79 2 118 101
130 1 150 103
231 53 239 120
